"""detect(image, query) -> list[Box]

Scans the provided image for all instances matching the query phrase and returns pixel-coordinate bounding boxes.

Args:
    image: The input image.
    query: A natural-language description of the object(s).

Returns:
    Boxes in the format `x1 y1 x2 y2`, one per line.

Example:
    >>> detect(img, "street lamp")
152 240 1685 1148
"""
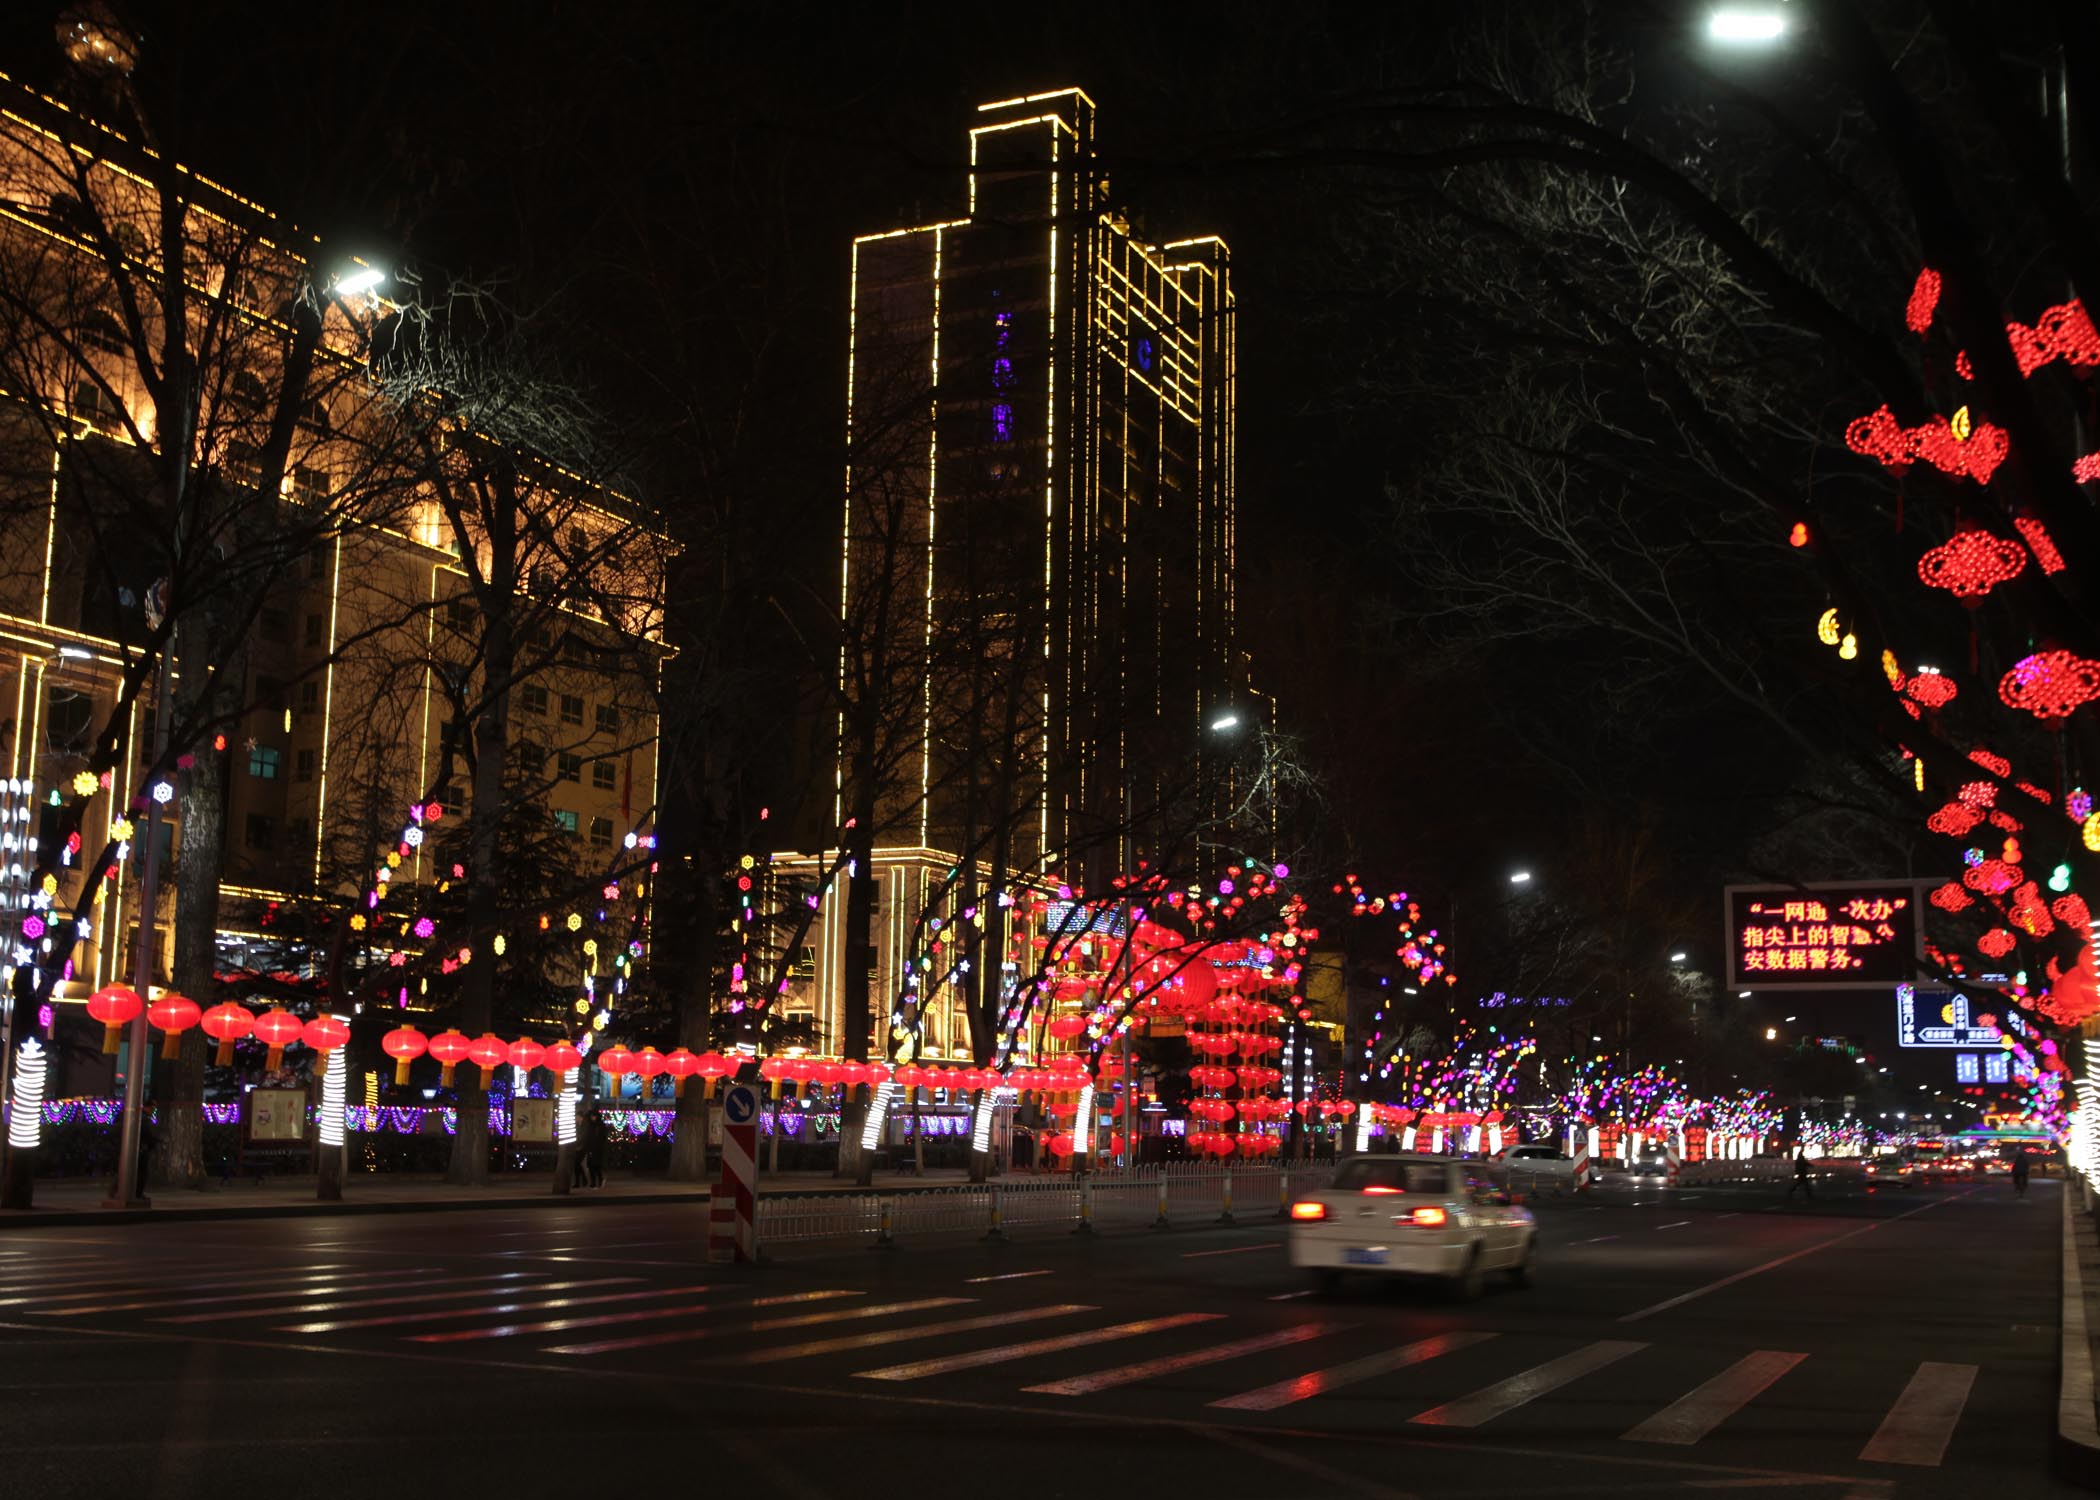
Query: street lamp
1670 952 1688 964
1208 713 1239 733
1707 6 1788 44
1509 870 1532 885
334 264 386 297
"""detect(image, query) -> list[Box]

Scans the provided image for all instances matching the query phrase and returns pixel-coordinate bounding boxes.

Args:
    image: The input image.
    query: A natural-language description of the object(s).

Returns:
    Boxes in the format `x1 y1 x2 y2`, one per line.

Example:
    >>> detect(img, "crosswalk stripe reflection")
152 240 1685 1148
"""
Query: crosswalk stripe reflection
1026 1322 1344 1396
1410 1339 1646 1427
411 1289 865 1344
156 1275 626 1323
1621 1350 1806 1445
1858 1362 1978 1467
546 1296 972 1357
42 1269 452 1317
1211 1331 1496 1412
854 1313 1224 1383
277 1284 739 1334
733 1304 1095 1365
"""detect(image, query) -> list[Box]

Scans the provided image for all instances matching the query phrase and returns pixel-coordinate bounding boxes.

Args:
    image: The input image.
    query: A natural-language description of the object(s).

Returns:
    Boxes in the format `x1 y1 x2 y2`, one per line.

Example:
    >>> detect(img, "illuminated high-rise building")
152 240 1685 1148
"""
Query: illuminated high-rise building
778 89 1243 1055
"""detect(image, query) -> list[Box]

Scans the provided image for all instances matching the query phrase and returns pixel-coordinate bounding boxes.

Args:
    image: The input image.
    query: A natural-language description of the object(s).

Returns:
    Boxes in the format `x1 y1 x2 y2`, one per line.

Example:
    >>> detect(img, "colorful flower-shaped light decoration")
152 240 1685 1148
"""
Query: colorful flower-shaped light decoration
1917 528 2027 600
2000 649 2100 722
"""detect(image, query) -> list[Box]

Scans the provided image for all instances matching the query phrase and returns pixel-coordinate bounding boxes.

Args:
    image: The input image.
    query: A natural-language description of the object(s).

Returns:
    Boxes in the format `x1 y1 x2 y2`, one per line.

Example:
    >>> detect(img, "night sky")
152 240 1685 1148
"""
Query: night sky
0 3 1881 1018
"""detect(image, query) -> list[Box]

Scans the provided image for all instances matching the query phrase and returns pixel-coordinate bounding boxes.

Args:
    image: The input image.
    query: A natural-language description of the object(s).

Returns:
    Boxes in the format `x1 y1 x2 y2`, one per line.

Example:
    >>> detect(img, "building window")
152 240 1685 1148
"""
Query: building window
290 464 329 502
594 703 620 735
518 684 548 717
592 760 617 791
443 596 475 631
557 752 582 783
286 817 312 853
72 380 123 430
249 745 281 779
44 688 93 752
259 608 288 643
552 809 579 836
244 812 275 850
559 693 583 726
295 748 316 782
297 680 320 714
304 612 326 648
78 311 128 355
589 816 613 847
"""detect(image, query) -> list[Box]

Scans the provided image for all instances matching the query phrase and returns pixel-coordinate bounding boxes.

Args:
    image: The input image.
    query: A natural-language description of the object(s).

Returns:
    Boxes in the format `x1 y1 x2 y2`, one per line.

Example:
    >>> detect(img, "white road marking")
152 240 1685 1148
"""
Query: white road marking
157 1274 606 1323
1211 1331 1496 1412
1412 1340 1647 1427
1573 1236 1620 1245
1622 1350 1806 1445
1858 1362 1977 1466
740 1304 1093 1364
855 1313 1223 1382
548 1296 970 1356
1026 1322 1344 1396
1182 1242 1283 1259
965 1270 1053 1283
1620 1197 1962 1323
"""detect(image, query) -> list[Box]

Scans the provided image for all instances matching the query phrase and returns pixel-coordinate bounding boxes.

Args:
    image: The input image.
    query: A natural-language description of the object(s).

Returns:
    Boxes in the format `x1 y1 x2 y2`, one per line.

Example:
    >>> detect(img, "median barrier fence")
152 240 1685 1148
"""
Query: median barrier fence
751 1163 1334 1249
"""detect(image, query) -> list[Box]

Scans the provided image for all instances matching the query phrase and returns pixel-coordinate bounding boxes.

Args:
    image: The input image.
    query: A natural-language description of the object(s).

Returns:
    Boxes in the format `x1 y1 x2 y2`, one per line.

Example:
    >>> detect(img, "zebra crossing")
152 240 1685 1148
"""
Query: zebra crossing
0 1250 1983 1470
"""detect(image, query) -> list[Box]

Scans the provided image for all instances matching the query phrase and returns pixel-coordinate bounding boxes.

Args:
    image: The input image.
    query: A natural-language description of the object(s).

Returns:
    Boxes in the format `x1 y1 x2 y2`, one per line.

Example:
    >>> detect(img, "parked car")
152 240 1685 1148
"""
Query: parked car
1497 1143 1574 1189
1289 1154 1537 1299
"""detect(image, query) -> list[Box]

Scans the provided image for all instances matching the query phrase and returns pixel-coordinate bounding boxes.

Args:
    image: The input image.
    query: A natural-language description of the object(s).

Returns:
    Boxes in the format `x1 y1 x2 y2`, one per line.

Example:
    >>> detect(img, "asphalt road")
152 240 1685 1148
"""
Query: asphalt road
0 1170 2074 1498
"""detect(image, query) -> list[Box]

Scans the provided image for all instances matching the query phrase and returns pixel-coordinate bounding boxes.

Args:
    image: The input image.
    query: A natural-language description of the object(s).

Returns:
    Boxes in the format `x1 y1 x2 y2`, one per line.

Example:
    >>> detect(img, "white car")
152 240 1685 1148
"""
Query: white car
1289 1154 1537 1298
1498 1143 1574 1188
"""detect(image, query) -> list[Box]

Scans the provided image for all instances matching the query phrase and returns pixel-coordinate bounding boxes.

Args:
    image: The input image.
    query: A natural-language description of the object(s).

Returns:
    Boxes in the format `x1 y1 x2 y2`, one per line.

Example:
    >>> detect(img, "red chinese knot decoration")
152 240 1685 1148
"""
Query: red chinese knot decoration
1905 268 1941 334
1847 406 2008 485
1917 528 2027 600
1905 672 1957 709
1999 650 2100 722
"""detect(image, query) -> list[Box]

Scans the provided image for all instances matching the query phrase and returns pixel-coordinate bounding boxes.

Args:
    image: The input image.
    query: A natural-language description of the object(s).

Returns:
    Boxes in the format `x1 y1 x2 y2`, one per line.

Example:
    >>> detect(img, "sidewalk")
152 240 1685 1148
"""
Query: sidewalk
2061 1179 2100 1487
0 1166 988 1229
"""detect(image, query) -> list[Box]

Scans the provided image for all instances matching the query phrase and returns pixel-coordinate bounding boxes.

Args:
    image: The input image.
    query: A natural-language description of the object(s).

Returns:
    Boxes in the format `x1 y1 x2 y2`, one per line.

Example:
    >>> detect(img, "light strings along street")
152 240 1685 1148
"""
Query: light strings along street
0 4 2098 1498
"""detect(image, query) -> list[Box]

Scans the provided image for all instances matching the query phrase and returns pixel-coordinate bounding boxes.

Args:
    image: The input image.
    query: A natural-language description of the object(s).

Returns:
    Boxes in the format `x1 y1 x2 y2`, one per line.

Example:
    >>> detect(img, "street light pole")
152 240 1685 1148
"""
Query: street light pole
107 649 169 1208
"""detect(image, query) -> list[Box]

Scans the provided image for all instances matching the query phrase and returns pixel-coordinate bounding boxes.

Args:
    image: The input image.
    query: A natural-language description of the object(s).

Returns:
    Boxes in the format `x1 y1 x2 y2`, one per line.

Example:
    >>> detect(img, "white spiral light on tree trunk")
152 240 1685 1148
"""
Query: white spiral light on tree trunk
8 1037 46 1150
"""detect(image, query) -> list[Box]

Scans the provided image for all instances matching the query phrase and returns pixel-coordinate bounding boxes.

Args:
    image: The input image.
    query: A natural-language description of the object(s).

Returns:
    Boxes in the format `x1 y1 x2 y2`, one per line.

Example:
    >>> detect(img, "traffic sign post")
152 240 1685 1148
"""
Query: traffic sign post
709 1083 759 1264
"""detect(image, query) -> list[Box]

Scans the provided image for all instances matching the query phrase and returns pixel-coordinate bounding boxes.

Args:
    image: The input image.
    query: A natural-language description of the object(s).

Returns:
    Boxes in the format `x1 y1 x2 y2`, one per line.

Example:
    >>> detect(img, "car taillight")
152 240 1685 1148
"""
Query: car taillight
1409 1206 1448 1227
1290 1201 1327 1221
1361 1185 1401 1195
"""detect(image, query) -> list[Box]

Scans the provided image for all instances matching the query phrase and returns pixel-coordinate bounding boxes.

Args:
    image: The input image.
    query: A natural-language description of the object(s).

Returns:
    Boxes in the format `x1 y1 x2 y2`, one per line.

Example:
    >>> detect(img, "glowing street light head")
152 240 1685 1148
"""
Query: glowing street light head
1208 713 1239 733
334 264 386 297
1670 951 1688 963
1509 870 1532 884
1708 6 1788 43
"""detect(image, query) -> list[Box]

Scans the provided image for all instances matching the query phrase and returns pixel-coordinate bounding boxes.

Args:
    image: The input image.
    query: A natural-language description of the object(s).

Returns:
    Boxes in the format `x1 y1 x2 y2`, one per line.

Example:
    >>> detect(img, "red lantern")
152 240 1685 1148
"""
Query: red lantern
894 1063 926 1091
694 1050 735 1097
758 1054 792 1098
545 1039 583 1075
253 1008 304 1071
427 1028 472 1086
663 1047 700 1097
301 1014 351 1061
632 1046 666 1084
1046 1014 1087 1040
86 984 142 1054
466 1032 508 1083
200 1001 255 1066
598 1044 635 1081
145 993 199 1059
383 1024 428 1085
1046 1132 1076 1157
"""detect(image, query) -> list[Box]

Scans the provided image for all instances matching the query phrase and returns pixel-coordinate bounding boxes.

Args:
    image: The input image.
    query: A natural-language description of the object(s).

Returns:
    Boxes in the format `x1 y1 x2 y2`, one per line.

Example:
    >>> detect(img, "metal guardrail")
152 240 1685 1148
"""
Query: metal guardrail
752 1163 1335 1248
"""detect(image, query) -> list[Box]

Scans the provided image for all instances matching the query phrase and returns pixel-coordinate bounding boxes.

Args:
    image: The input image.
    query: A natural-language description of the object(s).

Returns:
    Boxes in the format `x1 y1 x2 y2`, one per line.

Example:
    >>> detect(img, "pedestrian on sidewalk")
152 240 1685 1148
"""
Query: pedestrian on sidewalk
2012 1151 2030 1198
582 1109 606 1189
1785 1147 1814 1201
